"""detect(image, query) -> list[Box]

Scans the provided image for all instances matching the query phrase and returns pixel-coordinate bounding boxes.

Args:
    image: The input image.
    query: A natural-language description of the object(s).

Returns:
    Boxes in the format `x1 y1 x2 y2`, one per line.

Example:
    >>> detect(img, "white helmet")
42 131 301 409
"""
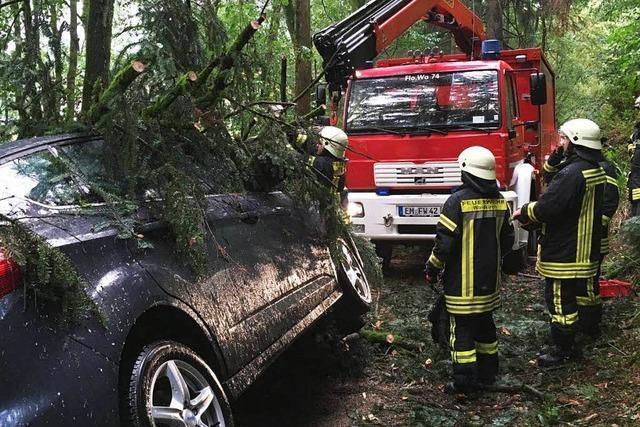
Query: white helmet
458 146 496 180
319 126 348 159
635 95 640 109
559 118 602 150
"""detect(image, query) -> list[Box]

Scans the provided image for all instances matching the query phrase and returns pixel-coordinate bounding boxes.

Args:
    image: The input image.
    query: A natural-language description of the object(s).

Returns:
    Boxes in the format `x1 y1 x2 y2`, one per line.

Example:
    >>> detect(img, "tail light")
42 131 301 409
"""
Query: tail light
0 249 22 298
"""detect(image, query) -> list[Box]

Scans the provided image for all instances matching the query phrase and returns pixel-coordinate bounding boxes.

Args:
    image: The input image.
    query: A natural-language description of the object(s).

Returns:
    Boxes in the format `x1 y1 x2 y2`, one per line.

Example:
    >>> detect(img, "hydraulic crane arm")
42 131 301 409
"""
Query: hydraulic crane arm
313 0 486 92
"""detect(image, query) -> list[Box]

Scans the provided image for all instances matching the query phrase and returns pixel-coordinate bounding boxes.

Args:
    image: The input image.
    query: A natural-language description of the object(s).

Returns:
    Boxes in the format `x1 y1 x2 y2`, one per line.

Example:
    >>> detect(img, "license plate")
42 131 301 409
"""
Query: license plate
399 206 441 217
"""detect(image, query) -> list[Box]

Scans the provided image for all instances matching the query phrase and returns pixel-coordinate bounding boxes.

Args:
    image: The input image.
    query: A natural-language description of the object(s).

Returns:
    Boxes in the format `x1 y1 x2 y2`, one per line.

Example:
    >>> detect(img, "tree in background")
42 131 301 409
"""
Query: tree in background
82 0 115 114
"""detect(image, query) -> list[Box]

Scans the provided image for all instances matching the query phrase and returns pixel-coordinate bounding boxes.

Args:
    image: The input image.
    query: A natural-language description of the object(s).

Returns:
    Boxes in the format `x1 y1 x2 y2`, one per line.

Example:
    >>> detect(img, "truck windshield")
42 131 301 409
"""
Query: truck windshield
346 70 500 132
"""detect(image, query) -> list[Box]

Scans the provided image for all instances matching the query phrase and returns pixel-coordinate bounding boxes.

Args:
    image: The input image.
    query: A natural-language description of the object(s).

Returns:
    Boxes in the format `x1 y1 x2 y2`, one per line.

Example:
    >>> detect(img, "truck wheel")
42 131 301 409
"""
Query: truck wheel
374 242 393 270
126 340 233 427
337 237 372 314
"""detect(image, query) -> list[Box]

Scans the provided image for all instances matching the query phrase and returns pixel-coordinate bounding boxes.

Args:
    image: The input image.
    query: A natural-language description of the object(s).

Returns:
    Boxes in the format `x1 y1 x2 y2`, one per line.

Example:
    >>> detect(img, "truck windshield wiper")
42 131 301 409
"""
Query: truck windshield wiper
349 126 405 136
404 126 448 136
439 123 493 134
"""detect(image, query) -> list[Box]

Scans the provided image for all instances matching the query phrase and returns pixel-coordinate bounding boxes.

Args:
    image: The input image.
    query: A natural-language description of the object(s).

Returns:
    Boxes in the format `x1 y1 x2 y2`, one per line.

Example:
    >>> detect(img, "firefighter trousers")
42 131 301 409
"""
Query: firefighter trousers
448 313 498 390
544 278 581 352
576 257 604 337
632 201 640 217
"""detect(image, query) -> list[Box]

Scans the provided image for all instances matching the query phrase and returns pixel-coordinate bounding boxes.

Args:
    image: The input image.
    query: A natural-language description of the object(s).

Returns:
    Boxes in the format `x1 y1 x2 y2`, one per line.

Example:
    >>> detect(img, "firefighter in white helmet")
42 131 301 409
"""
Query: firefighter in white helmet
627 96 640 216
425 146 514 394
514 118 606 367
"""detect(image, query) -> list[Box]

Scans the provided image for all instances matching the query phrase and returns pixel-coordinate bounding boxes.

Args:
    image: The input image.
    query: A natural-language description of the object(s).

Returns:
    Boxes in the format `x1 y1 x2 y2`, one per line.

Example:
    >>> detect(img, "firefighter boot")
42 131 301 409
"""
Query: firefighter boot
538 325 577 367
445 364 478 394
477 352 498 385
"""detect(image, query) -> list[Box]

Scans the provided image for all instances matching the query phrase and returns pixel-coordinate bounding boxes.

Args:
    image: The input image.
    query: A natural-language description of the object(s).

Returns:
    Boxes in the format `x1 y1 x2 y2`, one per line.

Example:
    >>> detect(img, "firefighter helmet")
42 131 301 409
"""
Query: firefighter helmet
319 126 348 160
559 118 602 150
458 146 496 180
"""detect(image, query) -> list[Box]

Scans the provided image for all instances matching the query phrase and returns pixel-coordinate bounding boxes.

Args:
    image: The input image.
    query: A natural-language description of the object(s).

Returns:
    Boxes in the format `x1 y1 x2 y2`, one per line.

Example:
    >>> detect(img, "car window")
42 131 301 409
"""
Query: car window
0 139 129 206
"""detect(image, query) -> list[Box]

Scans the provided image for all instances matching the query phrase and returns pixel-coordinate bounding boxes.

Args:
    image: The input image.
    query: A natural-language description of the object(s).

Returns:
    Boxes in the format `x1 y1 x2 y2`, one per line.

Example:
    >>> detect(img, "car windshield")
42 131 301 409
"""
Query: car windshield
0 139 129 206
346 70 500 132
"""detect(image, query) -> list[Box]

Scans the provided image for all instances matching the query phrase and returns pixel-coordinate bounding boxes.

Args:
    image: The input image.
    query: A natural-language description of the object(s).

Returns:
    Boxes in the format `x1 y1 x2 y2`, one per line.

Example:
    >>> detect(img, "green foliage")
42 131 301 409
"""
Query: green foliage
621 217 640 256
0 221 97 324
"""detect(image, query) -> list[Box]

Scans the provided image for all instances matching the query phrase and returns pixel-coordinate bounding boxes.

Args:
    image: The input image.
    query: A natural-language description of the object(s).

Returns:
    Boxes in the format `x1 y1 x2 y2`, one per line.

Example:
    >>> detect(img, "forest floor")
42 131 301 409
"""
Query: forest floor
234 247 640 426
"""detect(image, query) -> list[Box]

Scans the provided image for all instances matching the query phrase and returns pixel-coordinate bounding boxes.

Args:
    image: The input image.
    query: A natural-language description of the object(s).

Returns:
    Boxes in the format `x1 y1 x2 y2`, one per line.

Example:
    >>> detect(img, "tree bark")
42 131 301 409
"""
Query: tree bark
22 0 42 125
66 0 79 120
81 0 115 114
143 71 198 118
294 0 312 116
486 0 504 44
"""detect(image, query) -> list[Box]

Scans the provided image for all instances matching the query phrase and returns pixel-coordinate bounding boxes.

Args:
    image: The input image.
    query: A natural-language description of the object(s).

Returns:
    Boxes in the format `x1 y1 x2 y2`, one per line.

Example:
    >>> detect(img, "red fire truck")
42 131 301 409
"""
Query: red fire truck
314 0 557 266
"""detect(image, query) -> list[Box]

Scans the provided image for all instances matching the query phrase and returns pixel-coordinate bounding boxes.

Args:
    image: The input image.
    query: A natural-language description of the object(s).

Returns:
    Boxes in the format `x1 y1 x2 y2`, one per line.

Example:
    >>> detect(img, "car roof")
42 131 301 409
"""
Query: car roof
0 132 101 163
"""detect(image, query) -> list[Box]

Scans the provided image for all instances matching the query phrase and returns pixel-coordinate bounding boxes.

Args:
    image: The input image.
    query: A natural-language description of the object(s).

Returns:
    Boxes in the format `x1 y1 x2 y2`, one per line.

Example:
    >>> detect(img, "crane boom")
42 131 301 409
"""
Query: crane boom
313 0 486 92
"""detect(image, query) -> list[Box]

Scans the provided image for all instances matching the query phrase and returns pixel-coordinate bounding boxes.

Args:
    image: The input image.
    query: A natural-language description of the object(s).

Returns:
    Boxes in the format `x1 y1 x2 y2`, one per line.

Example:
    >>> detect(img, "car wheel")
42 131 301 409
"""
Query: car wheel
126 340 233 427
337 237 372 313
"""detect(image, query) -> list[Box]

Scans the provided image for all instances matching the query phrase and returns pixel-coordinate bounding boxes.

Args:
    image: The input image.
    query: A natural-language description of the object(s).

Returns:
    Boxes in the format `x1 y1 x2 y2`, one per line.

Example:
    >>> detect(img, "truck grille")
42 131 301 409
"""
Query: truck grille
374 161 462 188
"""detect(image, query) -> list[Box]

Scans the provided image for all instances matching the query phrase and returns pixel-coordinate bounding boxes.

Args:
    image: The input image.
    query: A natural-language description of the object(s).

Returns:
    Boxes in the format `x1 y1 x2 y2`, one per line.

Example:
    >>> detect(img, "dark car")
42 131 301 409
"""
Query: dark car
0 133 372 426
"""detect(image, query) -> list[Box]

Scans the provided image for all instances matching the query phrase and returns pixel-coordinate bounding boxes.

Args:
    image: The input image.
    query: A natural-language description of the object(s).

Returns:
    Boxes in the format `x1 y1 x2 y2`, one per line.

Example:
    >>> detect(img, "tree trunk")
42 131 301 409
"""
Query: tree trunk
81 0 115 114
294 0 312 116
66 0 79 121
22 0 42 126
486 0 504 44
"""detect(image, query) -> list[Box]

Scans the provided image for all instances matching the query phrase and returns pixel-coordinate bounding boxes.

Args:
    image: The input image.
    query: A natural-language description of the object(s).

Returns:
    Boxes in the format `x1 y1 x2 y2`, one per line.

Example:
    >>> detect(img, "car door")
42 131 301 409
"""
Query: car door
135 191 337 375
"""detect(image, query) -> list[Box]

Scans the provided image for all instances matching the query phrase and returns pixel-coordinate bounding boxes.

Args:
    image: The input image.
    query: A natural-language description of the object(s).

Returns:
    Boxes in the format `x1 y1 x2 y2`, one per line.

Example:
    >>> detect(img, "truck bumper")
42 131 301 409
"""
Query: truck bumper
347 191 522 246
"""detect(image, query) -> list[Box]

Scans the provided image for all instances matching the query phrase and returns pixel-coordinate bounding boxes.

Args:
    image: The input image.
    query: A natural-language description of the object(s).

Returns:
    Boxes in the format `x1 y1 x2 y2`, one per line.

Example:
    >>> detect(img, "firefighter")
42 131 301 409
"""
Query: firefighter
289 126 348 191
425 146 515 394
513 118 606 367
312 126 348 191
628 96 640 216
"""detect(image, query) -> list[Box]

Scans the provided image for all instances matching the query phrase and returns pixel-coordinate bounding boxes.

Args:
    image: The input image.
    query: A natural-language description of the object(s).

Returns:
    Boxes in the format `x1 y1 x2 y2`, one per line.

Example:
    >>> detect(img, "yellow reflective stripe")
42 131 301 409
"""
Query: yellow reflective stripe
606 176 618 187
537 261 599 279
543 161 557 173
551 312 578 325
632 189 640 201
452 349 477 364
445 298 501 315
428 253 444 269
445 292 499 303
461 218 474 297
438 214 457 232
461 199 508 213
602 215 611 226
527 201 539 223
553 279 562 316
582 168 606 178
476 341 498 355
296 133 308 145
449 316 456 357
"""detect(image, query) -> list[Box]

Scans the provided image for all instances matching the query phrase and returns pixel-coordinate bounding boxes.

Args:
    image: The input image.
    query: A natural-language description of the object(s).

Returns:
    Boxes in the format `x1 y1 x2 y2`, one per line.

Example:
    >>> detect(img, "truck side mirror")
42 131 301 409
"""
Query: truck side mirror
315 84 328 106
529 73 547 106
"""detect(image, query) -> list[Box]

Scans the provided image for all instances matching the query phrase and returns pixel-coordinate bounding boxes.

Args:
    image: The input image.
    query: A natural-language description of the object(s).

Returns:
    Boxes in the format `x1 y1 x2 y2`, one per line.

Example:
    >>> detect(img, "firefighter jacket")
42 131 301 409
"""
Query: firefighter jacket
600 160 619 255
628 123 640 202
518 150 606 279
309 154 346 191
426 172 515 315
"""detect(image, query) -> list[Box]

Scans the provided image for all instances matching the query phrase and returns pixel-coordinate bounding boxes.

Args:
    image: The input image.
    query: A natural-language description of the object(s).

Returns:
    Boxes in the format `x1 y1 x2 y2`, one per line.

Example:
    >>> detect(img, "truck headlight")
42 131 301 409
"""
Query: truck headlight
347 202 364 218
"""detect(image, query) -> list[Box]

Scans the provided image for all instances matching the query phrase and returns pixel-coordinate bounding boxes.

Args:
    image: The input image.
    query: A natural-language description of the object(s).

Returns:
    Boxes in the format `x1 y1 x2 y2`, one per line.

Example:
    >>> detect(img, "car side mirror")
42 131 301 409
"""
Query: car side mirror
530 73 547 106
315 84 328 106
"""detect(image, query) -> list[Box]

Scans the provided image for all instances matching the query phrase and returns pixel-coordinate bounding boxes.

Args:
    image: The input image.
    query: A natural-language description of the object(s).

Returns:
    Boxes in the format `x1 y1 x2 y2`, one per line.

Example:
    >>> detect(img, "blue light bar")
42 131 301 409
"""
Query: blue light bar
481 40 501 60
376 188 390 196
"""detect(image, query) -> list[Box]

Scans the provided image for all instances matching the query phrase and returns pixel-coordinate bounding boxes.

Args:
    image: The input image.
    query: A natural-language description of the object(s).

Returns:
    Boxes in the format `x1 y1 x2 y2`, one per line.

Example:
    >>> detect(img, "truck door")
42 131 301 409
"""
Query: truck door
505 73 524 175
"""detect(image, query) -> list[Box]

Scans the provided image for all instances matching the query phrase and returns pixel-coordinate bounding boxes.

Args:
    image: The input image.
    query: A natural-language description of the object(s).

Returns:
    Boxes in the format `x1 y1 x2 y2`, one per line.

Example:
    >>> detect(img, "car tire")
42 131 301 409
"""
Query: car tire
126 340 233 427
336 237 372 314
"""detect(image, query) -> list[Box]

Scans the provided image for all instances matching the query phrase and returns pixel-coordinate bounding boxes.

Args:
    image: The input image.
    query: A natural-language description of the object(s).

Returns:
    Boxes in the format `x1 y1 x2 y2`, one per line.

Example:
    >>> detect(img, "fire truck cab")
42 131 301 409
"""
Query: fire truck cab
343 48 555 261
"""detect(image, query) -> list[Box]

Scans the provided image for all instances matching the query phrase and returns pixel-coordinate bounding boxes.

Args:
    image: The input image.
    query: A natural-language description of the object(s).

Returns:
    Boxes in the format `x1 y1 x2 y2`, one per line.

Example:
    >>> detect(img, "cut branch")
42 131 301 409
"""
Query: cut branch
86 60 145 127
359 329 425 352
195 16 265 110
